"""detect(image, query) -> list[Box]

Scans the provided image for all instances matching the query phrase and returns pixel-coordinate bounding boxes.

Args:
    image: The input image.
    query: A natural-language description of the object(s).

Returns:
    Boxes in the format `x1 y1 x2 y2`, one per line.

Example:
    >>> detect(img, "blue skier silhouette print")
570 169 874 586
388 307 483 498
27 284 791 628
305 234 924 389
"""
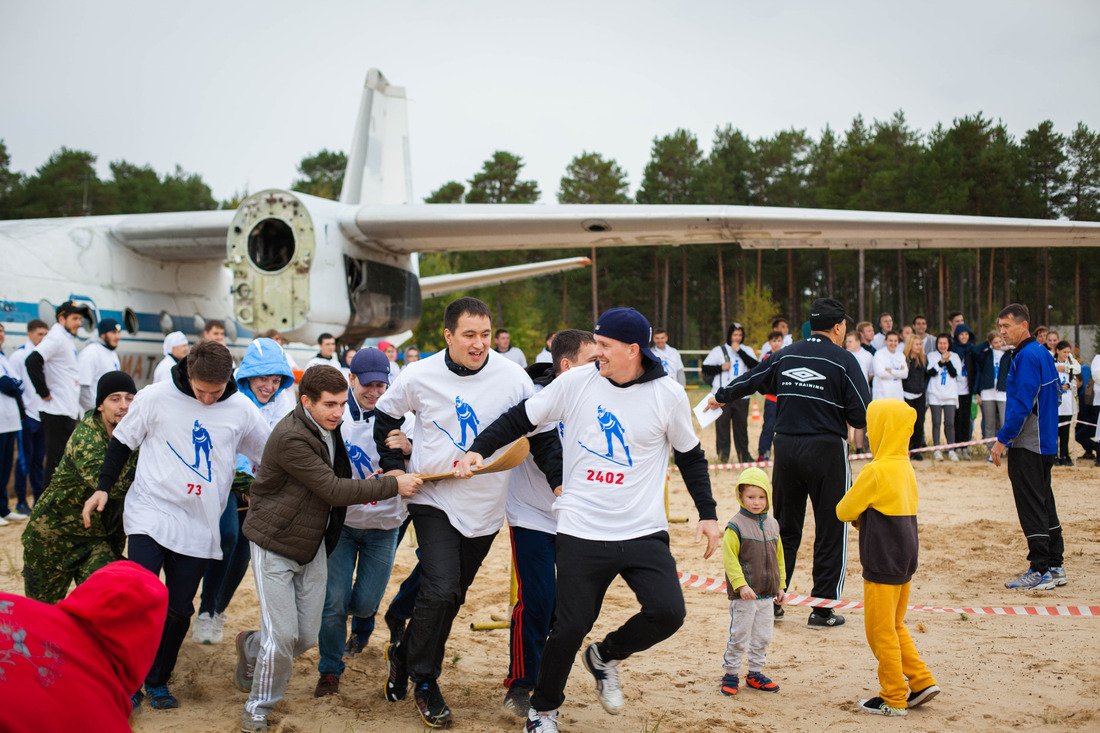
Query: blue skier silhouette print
167 419 213 481
346 441 374 479
578 405 633 467
433 395 481 451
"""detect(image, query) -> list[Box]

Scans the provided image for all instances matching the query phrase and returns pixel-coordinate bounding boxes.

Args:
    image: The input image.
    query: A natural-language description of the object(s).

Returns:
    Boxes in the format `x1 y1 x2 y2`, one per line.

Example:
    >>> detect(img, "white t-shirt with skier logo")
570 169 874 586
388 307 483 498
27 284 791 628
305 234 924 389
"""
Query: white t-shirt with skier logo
115 380 270 559
341 400 415 531
651 344 685 382
979 348 1008 403
375 351 536 538
523 363 699 542
926 352 963 407
702 344 756 397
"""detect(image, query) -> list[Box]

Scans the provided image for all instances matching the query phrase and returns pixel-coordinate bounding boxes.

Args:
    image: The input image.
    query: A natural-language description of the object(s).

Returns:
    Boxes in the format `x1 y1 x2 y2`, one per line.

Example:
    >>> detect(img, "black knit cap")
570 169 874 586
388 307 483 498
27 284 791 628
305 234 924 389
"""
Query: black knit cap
96 370 137 408
808 298 847 331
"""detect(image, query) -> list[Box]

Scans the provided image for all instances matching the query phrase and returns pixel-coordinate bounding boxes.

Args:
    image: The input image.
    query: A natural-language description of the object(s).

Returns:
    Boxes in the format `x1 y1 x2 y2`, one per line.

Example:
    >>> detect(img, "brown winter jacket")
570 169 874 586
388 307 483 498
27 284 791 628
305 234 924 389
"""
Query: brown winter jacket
243 402 399 564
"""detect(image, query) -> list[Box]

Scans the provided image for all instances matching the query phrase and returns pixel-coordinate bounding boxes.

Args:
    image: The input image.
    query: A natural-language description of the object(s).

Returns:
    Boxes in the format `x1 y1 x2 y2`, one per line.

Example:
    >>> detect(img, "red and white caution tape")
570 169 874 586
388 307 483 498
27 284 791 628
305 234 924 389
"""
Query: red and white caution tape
677 572 1100 616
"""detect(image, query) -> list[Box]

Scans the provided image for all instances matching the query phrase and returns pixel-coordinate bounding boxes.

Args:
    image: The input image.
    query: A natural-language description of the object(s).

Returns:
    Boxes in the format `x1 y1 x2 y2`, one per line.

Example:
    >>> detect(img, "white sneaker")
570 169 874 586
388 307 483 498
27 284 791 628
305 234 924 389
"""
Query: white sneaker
583 643 623 714
947 449 959 462
526 708 559 732
0 515 9 526
210 612 228 644
192 612 214 644
4 510 28 521
933 450 943 461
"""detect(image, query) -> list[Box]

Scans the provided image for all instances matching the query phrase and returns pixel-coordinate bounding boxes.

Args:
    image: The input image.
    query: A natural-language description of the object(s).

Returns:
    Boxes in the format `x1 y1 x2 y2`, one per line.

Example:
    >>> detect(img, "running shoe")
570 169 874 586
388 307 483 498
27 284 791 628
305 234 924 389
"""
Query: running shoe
583 643 624 714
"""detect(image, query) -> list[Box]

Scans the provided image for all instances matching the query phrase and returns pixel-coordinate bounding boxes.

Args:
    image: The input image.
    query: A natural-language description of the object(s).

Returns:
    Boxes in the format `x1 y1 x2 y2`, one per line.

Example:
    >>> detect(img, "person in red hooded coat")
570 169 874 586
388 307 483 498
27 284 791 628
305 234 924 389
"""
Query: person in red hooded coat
0 560 168 732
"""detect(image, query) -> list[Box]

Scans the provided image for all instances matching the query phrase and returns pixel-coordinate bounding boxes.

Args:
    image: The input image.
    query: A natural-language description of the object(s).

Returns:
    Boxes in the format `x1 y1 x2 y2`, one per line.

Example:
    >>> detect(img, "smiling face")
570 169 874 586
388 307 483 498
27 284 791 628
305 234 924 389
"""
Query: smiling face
913 317 927 335
1046 331 1060 350
445 313 492 370
248 374 283 405
885 333 899 352
351 377 387 411
595 335 641 383
937 336 951 354
653 331 668 349
303 389 348 431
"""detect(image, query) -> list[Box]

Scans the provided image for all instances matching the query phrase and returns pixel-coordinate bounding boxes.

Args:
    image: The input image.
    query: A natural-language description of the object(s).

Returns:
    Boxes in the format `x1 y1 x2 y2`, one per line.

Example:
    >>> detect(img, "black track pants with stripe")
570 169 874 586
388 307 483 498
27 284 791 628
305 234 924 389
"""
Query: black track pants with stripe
771 433 851 601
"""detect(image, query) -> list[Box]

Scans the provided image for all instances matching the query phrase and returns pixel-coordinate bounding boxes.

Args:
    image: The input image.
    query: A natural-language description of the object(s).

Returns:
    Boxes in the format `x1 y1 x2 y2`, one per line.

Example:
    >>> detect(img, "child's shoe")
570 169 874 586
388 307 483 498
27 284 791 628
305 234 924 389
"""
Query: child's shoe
719 674 739 696
745 671 779 692
907 684 940 708
857 696 907 716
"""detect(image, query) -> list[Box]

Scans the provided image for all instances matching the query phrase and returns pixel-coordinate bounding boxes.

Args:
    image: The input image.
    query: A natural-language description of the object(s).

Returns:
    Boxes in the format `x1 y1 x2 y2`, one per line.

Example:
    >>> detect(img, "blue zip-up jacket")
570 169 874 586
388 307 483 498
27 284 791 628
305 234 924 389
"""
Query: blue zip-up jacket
996 337 1059 455
235 337 296 474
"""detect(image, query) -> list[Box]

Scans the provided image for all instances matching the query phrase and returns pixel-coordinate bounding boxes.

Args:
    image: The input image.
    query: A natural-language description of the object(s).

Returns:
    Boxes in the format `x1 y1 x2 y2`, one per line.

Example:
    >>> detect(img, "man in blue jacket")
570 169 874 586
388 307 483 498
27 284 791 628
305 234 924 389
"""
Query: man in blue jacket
990 304 1064 591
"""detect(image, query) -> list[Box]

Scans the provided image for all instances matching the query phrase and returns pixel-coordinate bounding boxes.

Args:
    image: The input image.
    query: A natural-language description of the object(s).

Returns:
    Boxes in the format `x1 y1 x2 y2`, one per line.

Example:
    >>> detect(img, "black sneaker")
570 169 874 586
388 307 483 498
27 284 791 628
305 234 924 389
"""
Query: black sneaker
907 684 940 708
502 686 531 717
384 642 408 701
414 680 452 728
808 611 845 628
130 690 145 710
773 604 785 619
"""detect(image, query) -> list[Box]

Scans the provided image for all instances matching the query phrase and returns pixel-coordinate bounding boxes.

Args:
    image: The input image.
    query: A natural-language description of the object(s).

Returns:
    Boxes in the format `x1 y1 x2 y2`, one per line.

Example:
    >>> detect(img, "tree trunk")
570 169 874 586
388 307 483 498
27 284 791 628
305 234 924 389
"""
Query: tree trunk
653 252 659 323
756 250 762 285
897 250 907 325
987 248 995 323
563 272 568 325
590 246 598 323
974 248 981 334
1074 250 1081 349
717 246 727 331
681 248 688 344
1043 247 1050 317
858 249 866 322
787 251 795 322
1003 249 1010 306
662 255 670 333
938 252 945 329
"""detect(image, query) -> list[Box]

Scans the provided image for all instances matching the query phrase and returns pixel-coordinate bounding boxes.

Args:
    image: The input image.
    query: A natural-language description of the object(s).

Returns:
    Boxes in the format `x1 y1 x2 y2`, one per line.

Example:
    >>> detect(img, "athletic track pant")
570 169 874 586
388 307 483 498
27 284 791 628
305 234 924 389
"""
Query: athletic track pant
1006 447 1063 573
770 433 851 601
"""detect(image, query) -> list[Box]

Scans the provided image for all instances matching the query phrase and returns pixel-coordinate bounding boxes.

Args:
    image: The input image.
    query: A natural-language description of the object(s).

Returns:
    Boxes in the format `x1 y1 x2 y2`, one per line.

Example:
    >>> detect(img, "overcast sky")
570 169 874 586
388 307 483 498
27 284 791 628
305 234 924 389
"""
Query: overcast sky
2 1 1098 205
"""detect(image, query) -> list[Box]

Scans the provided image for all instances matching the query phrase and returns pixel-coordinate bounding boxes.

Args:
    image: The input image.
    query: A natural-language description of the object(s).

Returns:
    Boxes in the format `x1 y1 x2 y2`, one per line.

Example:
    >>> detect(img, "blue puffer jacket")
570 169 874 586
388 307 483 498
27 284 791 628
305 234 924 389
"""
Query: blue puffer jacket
235 337 296 474
997 338 1060 455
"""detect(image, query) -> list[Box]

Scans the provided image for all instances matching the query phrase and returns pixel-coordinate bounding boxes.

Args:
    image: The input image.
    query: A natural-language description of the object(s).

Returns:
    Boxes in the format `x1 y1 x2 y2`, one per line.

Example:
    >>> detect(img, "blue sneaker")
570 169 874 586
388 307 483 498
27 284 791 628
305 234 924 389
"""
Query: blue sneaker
145 684 178 709
1048 567 1068 586
719 673 739 696
1004 568 1056 590
130 690 145 710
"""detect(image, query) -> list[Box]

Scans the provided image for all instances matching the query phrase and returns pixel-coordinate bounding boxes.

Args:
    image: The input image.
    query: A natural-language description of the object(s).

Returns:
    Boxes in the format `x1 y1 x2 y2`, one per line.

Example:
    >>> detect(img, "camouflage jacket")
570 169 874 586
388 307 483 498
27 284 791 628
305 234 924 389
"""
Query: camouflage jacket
23 410 139 547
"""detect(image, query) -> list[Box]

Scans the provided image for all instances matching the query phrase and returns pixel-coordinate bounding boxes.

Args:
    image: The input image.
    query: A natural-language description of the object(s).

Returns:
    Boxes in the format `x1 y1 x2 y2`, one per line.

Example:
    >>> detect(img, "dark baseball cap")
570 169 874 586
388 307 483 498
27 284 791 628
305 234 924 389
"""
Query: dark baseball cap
350 347 391 385
56 300 90 319
809 298 847 331
98 318 121 336
594 307 659 362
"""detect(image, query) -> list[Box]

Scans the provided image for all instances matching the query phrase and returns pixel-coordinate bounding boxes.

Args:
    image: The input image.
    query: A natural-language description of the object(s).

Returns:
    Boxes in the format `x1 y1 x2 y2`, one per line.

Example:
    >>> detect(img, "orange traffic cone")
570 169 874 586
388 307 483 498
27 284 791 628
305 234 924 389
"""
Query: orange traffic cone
750 400 762 421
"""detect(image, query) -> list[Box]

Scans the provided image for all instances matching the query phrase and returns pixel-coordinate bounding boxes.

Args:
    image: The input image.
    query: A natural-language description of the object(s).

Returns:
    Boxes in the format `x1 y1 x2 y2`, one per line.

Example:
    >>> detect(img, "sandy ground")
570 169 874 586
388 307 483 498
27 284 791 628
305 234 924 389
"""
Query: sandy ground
1 409 1098 733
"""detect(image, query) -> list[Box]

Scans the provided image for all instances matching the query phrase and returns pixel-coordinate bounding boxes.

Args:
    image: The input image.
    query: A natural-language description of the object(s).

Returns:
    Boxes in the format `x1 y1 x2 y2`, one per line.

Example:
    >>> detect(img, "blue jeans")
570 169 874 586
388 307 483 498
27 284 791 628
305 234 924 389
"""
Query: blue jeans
15 417 45 504
198 493 252 616
317 524 400 676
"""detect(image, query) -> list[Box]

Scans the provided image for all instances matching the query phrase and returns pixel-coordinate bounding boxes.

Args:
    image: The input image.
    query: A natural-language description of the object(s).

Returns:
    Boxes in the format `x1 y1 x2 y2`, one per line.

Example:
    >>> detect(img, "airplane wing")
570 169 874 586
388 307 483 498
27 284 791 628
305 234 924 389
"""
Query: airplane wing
343 204 1100 255
419 256 592 298
110 209 236 259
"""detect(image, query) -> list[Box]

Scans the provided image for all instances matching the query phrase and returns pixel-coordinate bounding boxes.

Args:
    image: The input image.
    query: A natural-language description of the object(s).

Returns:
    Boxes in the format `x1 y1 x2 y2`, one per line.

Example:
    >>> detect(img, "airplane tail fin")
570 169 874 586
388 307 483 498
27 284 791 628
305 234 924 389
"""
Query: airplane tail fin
339 69 413 206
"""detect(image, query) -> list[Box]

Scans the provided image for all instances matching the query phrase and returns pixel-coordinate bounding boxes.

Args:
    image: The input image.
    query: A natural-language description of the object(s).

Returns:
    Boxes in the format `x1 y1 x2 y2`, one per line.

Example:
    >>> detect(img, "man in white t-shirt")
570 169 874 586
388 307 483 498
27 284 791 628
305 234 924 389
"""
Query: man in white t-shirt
870 312 894 351
499 329 598 718
651 328 686 386
25 300 88 487
9 319 49 515
373 297 560 729
0 323 29 523
758 317 794 358
305 333 342 371
701 323 759 463
78 318 122 412
534 332 555 364
154 331 189 384
82 339 271 711
494 328 528 367
457 307 721 733
313 348 415 698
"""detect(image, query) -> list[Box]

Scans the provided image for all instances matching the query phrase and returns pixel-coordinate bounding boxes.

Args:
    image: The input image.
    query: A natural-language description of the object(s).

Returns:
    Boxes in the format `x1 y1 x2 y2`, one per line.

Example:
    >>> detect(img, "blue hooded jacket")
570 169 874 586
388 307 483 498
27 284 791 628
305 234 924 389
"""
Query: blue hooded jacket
950 324 977 394
235 337 296 474
997 338 1060 455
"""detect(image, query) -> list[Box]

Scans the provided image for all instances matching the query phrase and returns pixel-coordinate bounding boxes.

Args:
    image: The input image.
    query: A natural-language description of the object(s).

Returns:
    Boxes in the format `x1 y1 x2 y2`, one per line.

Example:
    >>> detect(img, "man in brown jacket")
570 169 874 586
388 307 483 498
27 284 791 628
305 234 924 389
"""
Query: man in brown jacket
237 365 421 732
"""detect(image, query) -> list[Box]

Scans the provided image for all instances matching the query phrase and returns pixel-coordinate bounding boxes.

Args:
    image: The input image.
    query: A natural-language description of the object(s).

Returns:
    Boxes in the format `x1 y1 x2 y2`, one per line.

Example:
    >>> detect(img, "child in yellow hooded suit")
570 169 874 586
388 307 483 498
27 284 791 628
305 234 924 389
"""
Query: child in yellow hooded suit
837 398 939 716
